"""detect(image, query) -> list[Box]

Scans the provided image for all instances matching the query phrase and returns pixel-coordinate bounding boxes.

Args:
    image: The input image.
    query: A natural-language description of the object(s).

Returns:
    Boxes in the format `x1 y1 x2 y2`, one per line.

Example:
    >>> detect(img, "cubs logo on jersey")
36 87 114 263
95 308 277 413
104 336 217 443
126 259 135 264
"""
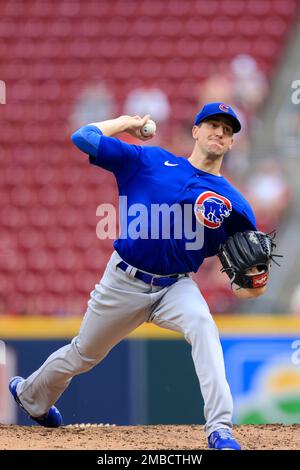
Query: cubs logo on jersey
194 191 232 229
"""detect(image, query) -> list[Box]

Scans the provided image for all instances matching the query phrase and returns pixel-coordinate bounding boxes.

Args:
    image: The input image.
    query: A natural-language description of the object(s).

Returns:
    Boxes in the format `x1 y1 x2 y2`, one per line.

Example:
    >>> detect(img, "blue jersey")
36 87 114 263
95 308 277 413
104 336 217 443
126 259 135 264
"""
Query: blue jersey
71 126 256 275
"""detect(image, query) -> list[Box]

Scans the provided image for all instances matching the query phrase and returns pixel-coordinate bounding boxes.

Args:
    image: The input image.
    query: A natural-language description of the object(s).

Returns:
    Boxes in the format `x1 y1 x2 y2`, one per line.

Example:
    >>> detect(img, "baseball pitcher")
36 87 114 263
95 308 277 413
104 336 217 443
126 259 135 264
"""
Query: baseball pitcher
9 102 278 450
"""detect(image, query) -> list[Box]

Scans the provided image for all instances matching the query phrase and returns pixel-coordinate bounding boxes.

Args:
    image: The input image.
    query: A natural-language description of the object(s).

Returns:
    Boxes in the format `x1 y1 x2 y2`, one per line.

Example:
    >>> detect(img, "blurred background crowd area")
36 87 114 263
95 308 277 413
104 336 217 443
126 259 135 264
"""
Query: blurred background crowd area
0 0 299 317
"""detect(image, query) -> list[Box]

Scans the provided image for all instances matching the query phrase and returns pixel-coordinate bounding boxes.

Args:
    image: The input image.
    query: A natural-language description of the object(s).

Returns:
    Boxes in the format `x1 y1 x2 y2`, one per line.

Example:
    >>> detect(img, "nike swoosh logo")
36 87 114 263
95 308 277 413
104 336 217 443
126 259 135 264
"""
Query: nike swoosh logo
164 161 179 167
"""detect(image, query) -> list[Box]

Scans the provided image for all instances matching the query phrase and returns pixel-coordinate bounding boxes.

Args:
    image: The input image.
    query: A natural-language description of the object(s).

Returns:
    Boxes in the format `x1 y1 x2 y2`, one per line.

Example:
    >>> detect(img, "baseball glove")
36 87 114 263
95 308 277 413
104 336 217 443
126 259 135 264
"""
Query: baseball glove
218 230 281 289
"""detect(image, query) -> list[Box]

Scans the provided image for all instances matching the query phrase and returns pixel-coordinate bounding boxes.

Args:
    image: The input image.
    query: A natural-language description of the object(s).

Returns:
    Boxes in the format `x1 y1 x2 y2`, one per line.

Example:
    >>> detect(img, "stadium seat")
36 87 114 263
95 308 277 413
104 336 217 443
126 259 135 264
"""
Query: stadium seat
44 227 68 250
175 37 200 58
34 293 62 316
15 270 44 294
263 16 288 36
17 228 46 250
111 0 138 17
6 292 27 315
194 0 219 16
73 269 100 293
27 249 54 272
44 270 74 294
274 0 297 15
1 206 28 229
28 206 56 228
137 1 165 17
235 16 261 36
158 17 183 36
37 186 65 208
0 273 15 295
71 228 97 250
219 0 245 16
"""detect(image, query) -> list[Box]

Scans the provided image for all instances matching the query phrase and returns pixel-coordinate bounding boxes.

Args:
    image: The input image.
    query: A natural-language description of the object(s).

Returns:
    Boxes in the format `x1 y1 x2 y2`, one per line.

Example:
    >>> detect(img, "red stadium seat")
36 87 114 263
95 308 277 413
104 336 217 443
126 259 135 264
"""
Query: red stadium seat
47 18 73 38
53 248 82 271
235 16 261 37
44 270 74 294
15 270 44 293
71 228 97 251
29 0 55 17
6 293 28 315
37 186 66 208
110 60 136 80
0 248 25 272
105 17 130 36
246 0 273 16
274 0 298 16
32 165 57 186
225 37 252 57
190 60 212 80
0 228 15 250
263 16 288 36
210 17 236 37
73 269 99 293
17 227 45 251
0 188 10 206
2 1 26 17
14 39 41 60
0 18 19 37
65 186 90 207
199 37 227 58
96 37 123 59
57 166 84 186
56 206 81 228
177 79 198 100
81 60 110 80
251 37 279 58
44 227 68 250
219 0 246 16
22 19 49 39
34 293 61 316
172 100 197 122
163 59 190 79
111 0 138 17
26 249 54 271
183 17 210 36
1 206 28 229
194 0 219 16
158 17 183 36
0 273 15 295
165 0 197 17
0 123 15 143
147 37 174 58
175 37 200 58
63 295 87 316
84 247 106 271
8 145 39 166
136 60 163 79
28 206 57 228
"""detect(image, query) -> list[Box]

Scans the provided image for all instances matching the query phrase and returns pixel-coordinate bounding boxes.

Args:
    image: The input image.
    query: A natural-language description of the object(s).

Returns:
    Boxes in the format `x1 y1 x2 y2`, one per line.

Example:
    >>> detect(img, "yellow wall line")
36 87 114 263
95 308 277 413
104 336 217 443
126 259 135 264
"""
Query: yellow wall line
0 315 300 339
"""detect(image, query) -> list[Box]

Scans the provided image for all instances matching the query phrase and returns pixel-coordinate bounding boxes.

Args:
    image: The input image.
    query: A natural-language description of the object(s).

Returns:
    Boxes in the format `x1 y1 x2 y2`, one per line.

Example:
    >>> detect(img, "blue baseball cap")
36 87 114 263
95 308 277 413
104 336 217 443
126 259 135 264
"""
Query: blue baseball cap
194 102 241 133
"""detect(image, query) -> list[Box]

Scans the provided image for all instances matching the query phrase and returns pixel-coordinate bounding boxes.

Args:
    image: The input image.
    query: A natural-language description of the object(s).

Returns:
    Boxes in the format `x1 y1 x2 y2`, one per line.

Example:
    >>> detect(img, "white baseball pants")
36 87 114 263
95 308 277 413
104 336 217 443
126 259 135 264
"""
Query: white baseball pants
16 250 233 436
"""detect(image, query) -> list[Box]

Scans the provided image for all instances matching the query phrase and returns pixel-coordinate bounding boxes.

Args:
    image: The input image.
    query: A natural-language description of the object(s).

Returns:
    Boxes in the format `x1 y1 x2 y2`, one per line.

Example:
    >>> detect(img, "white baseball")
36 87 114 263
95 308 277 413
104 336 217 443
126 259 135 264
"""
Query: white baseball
141 119 156 137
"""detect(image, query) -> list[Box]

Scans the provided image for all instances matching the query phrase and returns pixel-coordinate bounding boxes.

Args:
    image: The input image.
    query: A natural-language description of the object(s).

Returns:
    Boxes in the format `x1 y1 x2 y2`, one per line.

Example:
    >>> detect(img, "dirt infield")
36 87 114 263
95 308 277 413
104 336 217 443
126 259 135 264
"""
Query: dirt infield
0 424 299 450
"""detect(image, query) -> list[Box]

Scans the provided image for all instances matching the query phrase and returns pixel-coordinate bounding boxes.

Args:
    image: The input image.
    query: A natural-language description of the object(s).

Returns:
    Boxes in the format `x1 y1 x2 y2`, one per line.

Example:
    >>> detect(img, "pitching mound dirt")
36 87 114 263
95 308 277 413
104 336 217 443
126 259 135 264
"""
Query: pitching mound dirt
0 424 299 450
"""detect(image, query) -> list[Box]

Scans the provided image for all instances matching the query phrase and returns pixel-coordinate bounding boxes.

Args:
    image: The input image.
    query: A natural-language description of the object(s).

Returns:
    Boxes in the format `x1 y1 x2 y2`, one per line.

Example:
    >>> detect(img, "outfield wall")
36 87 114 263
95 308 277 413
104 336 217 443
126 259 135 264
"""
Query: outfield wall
1 316 300 426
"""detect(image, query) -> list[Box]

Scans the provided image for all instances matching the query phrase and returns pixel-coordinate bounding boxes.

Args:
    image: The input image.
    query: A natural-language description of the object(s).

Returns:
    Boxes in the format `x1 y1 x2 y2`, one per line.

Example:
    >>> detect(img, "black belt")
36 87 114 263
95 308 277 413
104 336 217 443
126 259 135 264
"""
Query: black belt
117 261 181 287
